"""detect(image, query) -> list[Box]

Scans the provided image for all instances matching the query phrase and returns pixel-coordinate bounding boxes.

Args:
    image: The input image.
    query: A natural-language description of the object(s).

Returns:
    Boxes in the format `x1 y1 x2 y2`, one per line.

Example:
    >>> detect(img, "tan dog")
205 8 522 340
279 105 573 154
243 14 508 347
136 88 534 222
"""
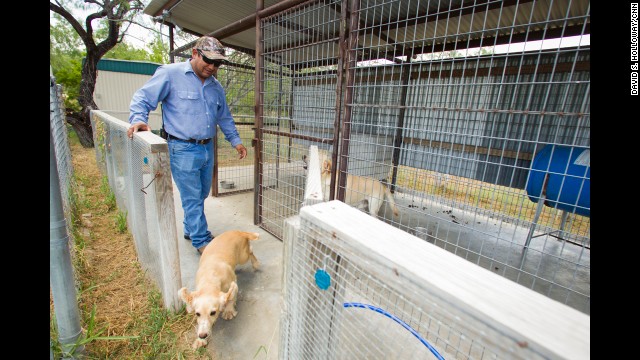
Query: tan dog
303 152 399 217
178 230 260 349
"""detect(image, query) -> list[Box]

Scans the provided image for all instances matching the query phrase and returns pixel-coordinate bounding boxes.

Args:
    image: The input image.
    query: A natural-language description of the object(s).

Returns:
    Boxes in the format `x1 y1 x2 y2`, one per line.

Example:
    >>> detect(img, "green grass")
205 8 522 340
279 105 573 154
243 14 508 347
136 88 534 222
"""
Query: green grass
253 345 268 358
100 176 116 211
66 124 80 143
115 210 128 233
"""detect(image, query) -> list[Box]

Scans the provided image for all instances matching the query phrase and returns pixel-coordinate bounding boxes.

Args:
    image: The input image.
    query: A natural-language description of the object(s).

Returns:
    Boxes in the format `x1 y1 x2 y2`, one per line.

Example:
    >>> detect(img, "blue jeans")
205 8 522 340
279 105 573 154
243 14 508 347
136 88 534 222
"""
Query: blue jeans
168 139 214 250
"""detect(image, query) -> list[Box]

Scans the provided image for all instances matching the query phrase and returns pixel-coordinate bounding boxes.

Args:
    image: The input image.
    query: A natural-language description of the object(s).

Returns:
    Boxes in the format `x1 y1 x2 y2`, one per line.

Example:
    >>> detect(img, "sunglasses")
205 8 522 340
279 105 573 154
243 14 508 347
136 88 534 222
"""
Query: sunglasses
197 50 223 67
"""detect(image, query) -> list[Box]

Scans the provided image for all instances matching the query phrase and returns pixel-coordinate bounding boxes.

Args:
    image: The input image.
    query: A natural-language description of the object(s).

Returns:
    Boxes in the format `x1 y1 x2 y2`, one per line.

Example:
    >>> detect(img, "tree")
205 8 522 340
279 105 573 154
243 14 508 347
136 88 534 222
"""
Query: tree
50 0 145 147
50 18 84 113
147 35 170 64
219 51 256 115
105 40 151 61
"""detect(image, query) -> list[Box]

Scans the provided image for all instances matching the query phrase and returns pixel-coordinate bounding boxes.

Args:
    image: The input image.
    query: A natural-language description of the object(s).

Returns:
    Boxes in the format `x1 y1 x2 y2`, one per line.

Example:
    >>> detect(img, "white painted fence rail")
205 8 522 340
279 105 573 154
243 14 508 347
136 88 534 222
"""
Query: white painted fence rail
90 110 182 311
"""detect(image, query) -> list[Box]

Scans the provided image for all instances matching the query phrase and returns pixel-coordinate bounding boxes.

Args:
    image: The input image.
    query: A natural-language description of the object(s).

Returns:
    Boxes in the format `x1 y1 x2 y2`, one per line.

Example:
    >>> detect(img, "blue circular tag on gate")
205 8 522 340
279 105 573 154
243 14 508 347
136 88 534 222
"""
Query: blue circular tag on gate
315 269 331 290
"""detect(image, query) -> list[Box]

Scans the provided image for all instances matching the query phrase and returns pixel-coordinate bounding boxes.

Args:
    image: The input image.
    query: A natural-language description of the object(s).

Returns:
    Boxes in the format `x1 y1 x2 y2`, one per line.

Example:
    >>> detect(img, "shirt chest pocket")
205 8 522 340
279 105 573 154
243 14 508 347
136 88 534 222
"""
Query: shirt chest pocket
176 91 200 115
178 91 200 100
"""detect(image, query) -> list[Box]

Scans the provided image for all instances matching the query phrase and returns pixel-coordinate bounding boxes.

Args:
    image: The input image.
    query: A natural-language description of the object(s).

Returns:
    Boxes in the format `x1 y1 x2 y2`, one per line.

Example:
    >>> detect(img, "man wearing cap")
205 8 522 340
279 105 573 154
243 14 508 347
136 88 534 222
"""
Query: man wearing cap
127 36 247 255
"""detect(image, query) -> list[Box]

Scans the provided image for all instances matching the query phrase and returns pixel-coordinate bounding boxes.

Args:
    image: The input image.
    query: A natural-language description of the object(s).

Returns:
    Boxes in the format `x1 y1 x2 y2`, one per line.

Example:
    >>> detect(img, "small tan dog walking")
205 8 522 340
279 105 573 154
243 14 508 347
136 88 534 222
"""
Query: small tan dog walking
303 151 399 218
178 230 260 349
321 158 399 217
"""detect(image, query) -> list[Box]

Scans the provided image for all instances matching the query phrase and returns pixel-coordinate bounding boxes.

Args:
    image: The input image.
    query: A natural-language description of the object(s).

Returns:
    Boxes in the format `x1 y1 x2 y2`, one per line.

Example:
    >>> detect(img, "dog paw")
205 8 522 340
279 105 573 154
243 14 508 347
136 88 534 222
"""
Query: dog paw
192 338 208 349
222 309 237 320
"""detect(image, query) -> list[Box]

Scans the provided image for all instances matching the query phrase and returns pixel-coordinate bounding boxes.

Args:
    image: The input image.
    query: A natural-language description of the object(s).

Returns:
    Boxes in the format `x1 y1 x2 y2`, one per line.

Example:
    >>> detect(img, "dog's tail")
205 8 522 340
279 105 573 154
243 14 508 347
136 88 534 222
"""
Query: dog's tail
383 185 399 217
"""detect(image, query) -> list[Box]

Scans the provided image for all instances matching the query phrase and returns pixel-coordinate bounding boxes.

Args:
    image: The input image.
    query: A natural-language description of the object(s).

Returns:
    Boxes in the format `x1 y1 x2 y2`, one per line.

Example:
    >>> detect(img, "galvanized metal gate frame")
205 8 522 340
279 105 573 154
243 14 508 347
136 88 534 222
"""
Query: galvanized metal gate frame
253 0 399 227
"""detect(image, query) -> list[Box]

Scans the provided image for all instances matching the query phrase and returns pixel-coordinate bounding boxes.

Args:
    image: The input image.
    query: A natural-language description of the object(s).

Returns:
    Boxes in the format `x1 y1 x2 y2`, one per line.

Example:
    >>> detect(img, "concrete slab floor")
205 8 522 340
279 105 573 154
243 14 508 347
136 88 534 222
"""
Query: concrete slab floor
174 188 282 360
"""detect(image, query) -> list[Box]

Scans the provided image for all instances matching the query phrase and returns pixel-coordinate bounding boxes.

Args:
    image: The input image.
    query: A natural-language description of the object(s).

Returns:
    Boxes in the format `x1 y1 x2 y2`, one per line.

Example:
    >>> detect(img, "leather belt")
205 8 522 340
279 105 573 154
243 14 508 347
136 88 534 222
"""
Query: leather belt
167 134 212 145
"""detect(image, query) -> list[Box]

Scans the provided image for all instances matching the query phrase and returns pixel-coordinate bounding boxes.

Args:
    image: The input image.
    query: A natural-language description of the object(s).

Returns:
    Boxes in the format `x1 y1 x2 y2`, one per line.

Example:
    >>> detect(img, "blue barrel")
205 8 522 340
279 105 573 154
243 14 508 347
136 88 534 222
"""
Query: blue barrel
525 145 590 217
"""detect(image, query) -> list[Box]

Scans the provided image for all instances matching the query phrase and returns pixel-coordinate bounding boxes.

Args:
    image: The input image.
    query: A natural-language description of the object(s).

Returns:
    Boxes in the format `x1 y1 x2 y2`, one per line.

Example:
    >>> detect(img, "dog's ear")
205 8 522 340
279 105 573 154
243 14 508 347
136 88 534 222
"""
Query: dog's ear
221 281 238 306
178 287 194 313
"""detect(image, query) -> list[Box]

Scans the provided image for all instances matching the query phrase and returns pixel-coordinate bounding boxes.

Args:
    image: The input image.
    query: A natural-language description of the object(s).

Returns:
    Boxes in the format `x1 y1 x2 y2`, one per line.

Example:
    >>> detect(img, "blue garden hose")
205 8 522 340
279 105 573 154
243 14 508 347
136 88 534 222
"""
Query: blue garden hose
343 302 445 360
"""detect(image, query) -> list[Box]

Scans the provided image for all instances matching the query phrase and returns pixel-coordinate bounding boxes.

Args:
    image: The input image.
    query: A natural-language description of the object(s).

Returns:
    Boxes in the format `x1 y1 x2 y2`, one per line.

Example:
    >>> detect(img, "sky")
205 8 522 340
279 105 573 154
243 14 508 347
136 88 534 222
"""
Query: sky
360 34 591 66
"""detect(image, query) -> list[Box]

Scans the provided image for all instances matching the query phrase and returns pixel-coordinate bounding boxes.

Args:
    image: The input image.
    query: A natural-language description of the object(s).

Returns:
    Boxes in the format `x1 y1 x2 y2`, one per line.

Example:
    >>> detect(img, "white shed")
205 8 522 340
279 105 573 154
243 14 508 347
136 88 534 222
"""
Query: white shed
93 58 163 130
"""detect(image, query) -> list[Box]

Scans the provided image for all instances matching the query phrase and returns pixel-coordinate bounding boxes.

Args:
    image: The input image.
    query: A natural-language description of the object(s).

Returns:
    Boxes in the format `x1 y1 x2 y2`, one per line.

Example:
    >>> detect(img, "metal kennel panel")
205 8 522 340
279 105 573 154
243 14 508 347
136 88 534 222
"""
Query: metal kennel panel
281 200 589 359
257 0 343 239
342 0 590 313
257 0 589 313
212 58 257 196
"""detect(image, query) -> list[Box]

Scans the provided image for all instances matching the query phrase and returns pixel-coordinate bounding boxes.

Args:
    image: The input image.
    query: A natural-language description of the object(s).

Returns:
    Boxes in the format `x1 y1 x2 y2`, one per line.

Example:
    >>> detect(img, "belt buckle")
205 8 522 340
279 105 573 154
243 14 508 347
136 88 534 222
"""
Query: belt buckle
197 139 205 145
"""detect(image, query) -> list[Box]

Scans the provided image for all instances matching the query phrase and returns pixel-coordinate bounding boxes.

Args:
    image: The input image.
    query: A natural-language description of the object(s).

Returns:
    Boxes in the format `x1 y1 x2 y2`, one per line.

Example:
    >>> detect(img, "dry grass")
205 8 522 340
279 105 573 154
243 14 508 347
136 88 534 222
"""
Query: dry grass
50 133 213 359
394 167 590 238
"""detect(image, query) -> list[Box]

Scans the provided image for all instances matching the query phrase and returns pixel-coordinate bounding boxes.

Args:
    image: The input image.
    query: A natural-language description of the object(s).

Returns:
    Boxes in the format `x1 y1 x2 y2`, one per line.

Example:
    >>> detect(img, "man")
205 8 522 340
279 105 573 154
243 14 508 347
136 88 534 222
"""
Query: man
127 36 247 254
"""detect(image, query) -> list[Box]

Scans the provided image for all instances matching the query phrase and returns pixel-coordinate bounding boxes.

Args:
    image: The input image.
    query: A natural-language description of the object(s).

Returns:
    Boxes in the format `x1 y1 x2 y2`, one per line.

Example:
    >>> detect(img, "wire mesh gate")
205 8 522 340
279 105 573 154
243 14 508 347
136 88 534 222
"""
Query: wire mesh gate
256 0 589 314
210 57 257 196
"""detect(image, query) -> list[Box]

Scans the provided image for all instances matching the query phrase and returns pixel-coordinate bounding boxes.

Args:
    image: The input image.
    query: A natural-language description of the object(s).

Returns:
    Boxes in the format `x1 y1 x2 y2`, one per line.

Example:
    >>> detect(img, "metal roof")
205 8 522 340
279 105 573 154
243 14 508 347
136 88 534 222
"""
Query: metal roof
145 0 590 65
145 0 285 54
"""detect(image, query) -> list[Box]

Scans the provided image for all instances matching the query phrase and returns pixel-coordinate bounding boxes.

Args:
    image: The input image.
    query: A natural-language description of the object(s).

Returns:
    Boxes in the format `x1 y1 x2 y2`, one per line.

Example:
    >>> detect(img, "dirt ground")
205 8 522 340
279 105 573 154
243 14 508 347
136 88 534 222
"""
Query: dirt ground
50 140 212 359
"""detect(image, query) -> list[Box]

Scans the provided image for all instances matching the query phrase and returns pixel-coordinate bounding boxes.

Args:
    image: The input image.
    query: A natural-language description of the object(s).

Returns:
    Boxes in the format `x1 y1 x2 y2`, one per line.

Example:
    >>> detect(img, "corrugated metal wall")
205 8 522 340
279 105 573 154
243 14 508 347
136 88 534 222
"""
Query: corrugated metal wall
289 50 590 189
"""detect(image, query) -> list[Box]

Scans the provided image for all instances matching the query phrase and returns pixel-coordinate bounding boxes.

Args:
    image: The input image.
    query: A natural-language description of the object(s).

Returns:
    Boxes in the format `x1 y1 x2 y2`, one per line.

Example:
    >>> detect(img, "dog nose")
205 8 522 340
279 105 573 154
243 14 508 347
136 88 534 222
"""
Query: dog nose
199 333 209 339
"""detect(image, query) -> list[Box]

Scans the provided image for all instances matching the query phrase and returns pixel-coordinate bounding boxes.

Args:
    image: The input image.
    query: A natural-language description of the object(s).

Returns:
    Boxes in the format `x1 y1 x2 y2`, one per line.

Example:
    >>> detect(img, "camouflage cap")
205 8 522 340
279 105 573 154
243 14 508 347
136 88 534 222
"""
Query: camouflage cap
194 36 228 61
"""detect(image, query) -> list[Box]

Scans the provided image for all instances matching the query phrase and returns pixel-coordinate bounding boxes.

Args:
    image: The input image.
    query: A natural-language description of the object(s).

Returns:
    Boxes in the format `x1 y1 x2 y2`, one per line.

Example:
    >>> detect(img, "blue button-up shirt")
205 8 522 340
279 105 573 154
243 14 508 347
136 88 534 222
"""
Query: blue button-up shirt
129 59 242 147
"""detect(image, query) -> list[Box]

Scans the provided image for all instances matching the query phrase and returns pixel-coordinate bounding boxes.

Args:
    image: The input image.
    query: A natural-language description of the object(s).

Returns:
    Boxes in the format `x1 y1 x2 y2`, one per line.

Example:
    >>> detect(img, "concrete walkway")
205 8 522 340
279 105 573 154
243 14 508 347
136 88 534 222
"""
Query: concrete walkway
174 188 283 360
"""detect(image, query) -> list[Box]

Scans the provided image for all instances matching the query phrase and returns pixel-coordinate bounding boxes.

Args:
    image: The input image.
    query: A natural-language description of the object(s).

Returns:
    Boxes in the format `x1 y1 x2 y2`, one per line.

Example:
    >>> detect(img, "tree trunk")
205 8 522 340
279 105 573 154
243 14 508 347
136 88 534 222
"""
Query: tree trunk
72 51 102 148
66 110 94 148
